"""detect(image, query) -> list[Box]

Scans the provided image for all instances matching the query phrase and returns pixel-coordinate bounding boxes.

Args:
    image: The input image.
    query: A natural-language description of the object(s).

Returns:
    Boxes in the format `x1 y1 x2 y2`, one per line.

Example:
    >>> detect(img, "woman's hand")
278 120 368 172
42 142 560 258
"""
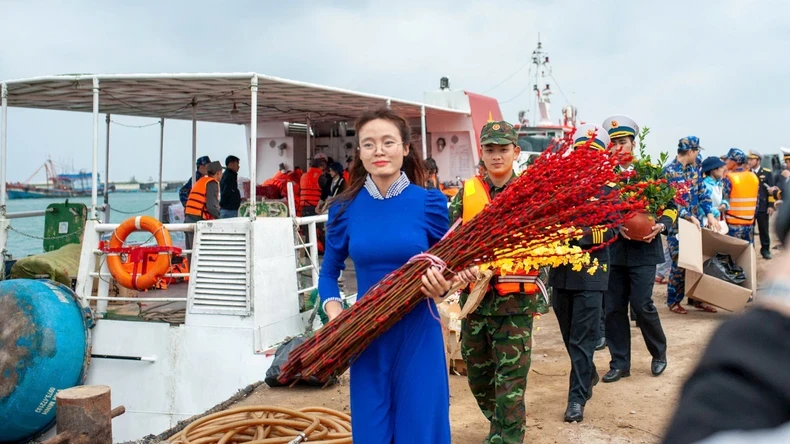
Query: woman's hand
454 266 480 284
707 214 722 232
687 216 701 230
325 300 343 321
421 266 452 300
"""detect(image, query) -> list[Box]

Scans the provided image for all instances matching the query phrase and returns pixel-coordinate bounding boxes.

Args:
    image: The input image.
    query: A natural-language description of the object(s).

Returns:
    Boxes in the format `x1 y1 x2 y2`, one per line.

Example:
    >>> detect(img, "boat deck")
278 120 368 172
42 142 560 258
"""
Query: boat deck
98 258 358 325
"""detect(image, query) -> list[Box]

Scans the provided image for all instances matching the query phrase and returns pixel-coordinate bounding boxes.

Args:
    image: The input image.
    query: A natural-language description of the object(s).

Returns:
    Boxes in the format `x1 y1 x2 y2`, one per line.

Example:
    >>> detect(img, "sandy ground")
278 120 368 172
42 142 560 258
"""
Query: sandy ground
229 250 774 444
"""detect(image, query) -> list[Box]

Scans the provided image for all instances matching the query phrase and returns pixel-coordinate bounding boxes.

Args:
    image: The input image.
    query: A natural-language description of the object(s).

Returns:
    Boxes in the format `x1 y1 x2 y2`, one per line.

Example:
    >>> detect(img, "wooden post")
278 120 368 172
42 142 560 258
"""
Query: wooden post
51 385 122 444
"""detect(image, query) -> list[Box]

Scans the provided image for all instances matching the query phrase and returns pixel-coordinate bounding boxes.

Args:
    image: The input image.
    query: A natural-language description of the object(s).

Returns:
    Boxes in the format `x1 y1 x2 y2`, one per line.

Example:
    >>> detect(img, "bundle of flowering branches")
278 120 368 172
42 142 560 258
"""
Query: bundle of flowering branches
278 133 652 384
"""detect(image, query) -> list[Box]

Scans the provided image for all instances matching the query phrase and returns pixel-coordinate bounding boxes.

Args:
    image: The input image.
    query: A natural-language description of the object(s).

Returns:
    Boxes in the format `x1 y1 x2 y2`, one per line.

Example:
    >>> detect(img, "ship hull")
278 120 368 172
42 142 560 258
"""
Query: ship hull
6 186 105 199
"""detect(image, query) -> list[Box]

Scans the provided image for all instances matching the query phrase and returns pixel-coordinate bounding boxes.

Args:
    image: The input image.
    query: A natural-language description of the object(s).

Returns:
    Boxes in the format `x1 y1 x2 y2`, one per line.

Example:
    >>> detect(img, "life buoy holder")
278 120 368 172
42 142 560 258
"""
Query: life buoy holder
103 216 182 291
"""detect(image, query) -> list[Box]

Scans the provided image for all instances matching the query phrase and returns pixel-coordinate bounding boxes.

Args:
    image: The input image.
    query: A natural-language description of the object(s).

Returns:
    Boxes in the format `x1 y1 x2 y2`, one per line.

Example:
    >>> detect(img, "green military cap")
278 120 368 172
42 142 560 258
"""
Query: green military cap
480 120 518 145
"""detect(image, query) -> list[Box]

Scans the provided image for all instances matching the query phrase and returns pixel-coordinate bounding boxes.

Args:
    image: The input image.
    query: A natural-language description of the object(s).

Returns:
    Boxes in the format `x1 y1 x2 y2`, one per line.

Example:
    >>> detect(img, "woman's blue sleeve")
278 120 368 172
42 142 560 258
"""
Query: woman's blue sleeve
425 189 450 247
318 201 350 310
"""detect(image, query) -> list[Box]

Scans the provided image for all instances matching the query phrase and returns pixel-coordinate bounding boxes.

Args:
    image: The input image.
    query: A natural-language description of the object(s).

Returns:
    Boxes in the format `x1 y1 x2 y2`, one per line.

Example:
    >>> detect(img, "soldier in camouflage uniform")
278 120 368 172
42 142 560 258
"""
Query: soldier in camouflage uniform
450 121 548 444
662 136 714 314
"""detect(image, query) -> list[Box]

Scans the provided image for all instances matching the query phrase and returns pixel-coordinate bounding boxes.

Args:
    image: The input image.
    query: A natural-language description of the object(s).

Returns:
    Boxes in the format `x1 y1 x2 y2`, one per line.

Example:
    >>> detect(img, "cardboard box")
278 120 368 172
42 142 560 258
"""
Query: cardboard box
677 218 756 311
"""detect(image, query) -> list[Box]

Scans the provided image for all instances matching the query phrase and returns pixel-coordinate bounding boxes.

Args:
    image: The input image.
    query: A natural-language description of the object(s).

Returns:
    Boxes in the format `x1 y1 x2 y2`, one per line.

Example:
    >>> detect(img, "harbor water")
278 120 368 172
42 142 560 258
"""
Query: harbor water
4 192 179 259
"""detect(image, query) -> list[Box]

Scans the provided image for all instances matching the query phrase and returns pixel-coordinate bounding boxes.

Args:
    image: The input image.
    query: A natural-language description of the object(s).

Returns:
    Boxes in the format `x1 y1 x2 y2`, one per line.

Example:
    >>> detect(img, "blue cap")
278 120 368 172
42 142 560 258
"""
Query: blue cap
196 155 211 166
573 124 610 151
727 148 746 165
701 156 725 174
678 136 702 151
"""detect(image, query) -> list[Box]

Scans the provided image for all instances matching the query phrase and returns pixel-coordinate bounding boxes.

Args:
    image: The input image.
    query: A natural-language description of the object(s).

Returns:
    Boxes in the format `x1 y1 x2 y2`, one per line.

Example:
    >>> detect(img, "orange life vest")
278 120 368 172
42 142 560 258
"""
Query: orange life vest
462 176 540 295
725 171 759 226
263 171 287 187
185 176 218 220
299 167 323 207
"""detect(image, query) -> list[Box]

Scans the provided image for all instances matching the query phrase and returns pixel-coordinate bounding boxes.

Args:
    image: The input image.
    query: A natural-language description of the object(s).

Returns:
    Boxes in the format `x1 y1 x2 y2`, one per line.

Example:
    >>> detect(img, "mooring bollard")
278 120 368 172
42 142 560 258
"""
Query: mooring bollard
41 385 125 444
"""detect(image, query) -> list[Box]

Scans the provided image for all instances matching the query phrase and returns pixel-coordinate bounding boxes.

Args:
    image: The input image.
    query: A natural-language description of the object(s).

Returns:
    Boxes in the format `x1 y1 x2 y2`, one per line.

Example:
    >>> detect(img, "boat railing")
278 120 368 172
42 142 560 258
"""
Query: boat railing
286 182 326 306
0 205 110 274
81 222 194 313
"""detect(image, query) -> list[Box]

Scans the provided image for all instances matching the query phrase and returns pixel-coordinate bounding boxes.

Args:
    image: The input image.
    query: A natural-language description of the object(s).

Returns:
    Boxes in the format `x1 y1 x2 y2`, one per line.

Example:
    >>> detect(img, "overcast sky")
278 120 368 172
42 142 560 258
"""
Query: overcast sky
1 0 788 183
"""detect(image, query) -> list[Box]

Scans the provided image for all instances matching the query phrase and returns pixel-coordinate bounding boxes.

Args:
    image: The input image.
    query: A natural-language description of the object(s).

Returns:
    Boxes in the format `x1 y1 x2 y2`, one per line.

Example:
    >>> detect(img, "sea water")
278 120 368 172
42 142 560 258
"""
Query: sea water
4 192 180 258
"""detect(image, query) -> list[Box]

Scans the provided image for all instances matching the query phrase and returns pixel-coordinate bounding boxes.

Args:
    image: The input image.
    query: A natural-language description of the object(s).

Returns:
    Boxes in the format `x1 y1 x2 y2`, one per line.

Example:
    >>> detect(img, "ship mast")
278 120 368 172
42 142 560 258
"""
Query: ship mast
518 36 577 130
532 36 554 127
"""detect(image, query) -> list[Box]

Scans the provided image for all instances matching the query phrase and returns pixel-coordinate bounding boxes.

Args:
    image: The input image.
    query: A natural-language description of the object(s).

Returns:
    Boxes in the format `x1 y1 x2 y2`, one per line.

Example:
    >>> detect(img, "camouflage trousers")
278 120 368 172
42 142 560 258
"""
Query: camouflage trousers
461 313 533 444
666 235 686 306
728 224 754 243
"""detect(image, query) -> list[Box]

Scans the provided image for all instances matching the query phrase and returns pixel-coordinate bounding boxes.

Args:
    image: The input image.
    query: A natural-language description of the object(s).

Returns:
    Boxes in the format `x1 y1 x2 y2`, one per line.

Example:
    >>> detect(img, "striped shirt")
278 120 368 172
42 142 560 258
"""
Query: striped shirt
364 171 410 199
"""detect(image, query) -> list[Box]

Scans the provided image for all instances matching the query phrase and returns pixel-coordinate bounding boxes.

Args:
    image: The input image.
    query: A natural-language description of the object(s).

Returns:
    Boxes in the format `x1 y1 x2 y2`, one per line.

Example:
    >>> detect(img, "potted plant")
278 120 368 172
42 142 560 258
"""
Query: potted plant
620 127 677 240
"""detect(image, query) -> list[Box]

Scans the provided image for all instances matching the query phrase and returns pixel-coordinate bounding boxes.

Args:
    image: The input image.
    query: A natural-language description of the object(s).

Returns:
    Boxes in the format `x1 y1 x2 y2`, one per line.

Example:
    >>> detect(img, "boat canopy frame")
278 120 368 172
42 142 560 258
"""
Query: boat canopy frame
0 72 468 221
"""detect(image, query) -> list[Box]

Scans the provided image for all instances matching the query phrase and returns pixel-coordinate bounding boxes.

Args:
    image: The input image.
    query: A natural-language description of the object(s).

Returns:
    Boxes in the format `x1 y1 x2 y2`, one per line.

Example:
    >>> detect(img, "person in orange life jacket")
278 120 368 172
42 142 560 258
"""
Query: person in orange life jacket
425 157 444 190
343 156 352 182
747 149 781 258
184 161 222 258
548 124 616 423
723 148 760 243
300 158 327 217
599 115 672 385
449 120 544 444
179 155 211 206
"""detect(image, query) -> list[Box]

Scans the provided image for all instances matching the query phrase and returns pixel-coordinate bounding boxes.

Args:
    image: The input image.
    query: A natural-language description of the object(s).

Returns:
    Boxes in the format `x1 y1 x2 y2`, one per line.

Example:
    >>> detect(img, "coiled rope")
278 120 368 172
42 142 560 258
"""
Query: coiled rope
167 405 352 444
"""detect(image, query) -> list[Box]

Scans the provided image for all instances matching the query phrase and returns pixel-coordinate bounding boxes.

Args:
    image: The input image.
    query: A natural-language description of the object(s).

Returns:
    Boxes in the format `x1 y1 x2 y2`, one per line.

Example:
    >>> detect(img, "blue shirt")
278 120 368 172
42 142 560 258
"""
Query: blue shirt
702 175 728 219
663 158 713 231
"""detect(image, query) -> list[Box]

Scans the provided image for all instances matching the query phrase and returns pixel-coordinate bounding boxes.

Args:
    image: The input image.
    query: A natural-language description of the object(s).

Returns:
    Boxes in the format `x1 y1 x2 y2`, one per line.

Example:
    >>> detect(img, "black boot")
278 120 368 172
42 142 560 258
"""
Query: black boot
602 368 631 383
564 402 584 422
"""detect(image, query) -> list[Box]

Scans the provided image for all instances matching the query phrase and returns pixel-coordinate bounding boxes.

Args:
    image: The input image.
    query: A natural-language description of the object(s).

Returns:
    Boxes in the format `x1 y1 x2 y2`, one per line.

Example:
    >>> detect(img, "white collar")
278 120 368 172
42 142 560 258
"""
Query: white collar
364 172 410 200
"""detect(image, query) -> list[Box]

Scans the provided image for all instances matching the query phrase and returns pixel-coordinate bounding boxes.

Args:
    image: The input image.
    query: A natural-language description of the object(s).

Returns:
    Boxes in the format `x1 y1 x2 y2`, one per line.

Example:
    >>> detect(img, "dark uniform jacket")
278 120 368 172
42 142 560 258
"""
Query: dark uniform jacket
609 199 678 267
548 184 616 291
755 166 779 213
219 169 241 211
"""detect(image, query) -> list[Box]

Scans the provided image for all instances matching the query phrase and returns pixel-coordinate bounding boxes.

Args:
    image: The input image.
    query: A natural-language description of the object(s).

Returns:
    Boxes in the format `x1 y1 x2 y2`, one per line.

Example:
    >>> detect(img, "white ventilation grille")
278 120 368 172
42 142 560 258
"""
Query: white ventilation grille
188 223 251 316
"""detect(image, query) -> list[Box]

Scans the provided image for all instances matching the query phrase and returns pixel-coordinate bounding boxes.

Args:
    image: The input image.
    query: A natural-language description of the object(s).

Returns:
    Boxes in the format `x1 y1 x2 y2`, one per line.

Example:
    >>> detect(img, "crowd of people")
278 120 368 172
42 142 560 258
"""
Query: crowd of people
173 110 786 443
313 107 783 443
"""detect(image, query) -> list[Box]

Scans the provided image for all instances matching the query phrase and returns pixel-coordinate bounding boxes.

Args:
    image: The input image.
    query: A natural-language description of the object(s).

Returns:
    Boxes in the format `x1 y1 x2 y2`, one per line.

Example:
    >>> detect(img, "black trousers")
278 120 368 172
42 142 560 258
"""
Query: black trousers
598 294 638 341
553 289 601 405
605 265 667 371
755 212 770 253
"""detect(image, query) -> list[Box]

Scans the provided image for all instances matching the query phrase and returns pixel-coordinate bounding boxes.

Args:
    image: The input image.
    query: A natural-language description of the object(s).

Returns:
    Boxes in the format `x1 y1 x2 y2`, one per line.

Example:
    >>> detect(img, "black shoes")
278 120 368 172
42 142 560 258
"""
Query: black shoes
762 250 772 260
652 358 667 376
595 337 607 350
564 402 584 422
602 368 630 383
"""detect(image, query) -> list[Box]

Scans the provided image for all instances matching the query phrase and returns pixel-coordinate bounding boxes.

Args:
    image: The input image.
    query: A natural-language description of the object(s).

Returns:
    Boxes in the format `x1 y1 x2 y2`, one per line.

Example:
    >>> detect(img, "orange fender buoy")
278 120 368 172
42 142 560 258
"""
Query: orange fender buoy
106 216 174 291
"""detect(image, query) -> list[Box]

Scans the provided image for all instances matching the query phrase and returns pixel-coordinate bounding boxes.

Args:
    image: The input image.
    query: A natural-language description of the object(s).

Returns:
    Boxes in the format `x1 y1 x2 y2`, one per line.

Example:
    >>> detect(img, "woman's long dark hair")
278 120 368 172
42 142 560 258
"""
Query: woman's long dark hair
329 107 428 221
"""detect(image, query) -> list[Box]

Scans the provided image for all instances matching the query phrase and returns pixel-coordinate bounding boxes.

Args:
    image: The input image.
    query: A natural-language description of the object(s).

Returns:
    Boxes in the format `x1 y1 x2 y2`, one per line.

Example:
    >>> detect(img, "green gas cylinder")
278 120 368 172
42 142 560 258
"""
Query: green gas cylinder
43 201 87 252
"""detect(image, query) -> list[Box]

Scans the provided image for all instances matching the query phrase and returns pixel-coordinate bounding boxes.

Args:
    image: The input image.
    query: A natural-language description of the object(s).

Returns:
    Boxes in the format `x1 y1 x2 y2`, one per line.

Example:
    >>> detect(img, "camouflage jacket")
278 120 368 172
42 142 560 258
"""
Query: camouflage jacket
449 173 549 317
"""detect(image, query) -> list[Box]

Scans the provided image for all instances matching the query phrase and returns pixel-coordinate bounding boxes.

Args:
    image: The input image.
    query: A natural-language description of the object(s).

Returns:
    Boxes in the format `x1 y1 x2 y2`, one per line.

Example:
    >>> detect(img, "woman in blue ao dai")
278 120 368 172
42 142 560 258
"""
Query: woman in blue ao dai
319 108 453 443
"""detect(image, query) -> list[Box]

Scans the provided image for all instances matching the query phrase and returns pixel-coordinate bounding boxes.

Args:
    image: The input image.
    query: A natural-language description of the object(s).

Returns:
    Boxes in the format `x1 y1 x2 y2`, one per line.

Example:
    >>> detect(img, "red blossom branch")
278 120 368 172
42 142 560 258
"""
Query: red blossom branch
277 132 653 384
